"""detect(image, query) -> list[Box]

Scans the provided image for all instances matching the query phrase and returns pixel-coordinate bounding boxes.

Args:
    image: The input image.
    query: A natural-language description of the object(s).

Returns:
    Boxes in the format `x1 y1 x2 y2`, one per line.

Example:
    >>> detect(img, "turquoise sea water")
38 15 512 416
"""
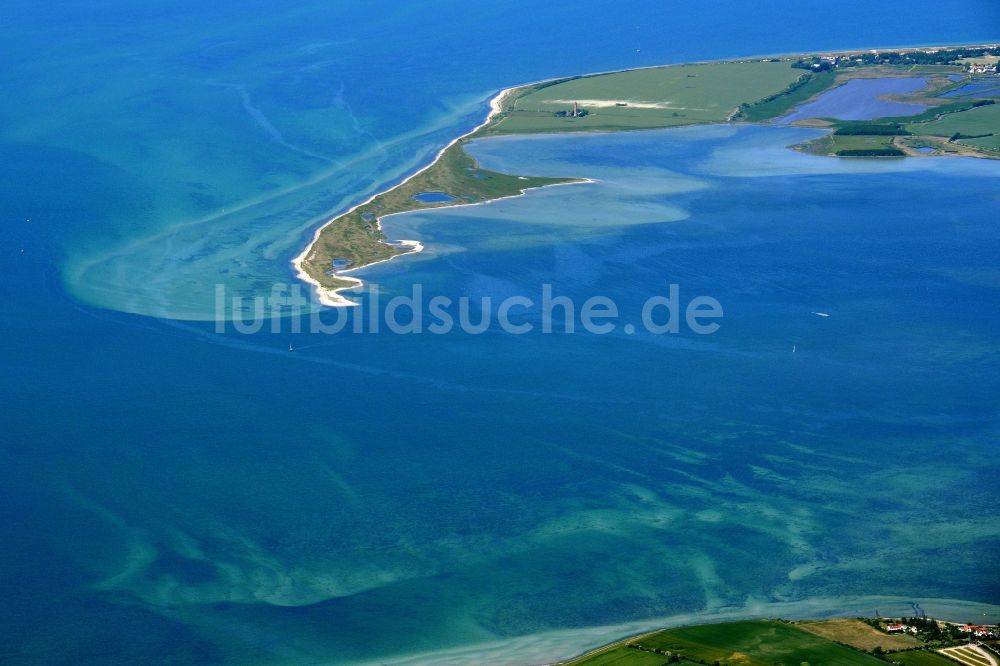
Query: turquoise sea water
3 2 1000 664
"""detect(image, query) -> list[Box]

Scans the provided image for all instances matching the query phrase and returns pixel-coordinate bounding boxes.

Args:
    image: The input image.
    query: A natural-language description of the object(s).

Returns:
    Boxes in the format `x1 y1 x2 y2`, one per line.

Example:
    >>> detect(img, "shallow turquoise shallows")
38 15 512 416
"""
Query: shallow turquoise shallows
2 1 1000 664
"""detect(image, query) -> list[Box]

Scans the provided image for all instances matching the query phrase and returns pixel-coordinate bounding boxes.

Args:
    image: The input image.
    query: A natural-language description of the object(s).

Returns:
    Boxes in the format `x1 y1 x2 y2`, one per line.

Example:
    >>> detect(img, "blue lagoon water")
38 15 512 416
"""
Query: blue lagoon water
3 1 1000 664
779 77 931 123
413 191 459 203
940 81 1000 98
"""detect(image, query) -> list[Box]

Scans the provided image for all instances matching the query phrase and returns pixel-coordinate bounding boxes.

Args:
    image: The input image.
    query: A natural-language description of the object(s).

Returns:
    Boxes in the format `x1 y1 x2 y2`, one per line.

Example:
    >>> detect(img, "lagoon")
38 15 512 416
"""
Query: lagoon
940 82 1000 98
779 77 931 122
413 191 459 203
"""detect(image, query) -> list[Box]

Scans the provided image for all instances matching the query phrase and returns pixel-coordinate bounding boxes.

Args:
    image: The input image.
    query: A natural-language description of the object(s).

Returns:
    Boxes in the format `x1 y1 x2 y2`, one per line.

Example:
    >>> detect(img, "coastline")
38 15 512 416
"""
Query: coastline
304 175 596 307
292 86 517 307
350 595 1000 666
292 41 999 307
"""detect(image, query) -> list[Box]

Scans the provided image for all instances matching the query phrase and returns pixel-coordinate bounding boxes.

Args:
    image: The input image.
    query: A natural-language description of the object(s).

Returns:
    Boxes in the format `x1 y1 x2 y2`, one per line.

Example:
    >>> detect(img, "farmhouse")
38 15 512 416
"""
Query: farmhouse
958 624 996 638
885 624 917 634
967 62 998 74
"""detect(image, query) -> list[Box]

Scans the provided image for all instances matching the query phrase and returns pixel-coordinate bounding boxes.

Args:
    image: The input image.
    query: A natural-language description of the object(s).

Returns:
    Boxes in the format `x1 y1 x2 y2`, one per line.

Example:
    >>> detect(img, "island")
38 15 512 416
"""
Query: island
294 44 1000 306
558 616 999 666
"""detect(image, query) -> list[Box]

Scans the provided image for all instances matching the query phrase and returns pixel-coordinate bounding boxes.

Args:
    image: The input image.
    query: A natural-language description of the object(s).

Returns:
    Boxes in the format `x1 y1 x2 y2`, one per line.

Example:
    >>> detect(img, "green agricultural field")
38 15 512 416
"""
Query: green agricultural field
940 645 993 666
487 61 804 134
889 650 962 666
561 644 699 666
908 102 1000 151
629 620 887 665
963 134 1000 152
797 618 922 651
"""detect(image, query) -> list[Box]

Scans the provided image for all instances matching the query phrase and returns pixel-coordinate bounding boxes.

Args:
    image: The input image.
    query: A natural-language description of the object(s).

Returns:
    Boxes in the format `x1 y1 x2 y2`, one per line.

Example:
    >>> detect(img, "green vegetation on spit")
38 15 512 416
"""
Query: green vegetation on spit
299 46 1000 297
297 140 577 291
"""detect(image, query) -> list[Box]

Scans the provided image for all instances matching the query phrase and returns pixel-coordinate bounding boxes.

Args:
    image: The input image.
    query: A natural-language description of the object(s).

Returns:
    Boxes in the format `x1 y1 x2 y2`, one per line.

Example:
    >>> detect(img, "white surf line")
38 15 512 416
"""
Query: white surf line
292 84 594 307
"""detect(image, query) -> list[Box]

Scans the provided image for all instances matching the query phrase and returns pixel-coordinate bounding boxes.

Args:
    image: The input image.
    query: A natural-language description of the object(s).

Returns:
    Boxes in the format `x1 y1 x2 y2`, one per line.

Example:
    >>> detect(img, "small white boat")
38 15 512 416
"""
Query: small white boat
811 311 830 317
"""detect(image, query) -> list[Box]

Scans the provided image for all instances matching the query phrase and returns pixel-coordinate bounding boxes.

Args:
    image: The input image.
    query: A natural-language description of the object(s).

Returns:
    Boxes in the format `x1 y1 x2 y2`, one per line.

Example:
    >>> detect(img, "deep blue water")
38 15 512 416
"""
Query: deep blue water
3 2 1000 664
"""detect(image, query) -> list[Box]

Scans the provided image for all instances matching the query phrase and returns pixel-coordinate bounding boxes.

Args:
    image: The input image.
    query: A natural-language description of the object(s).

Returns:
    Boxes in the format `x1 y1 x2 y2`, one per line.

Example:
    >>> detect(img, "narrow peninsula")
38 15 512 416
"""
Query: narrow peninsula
295 44 1000 306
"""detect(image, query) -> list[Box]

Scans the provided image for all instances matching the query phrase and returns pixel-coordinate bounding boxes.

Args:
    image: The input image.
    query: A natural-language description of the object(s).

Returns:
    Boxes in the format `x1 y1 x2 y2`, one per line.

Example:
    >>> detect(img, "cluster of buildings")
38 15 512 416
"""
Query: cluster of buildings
958 624 997 638
882 622 998 639
967 62 998 74
885 623 919 634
